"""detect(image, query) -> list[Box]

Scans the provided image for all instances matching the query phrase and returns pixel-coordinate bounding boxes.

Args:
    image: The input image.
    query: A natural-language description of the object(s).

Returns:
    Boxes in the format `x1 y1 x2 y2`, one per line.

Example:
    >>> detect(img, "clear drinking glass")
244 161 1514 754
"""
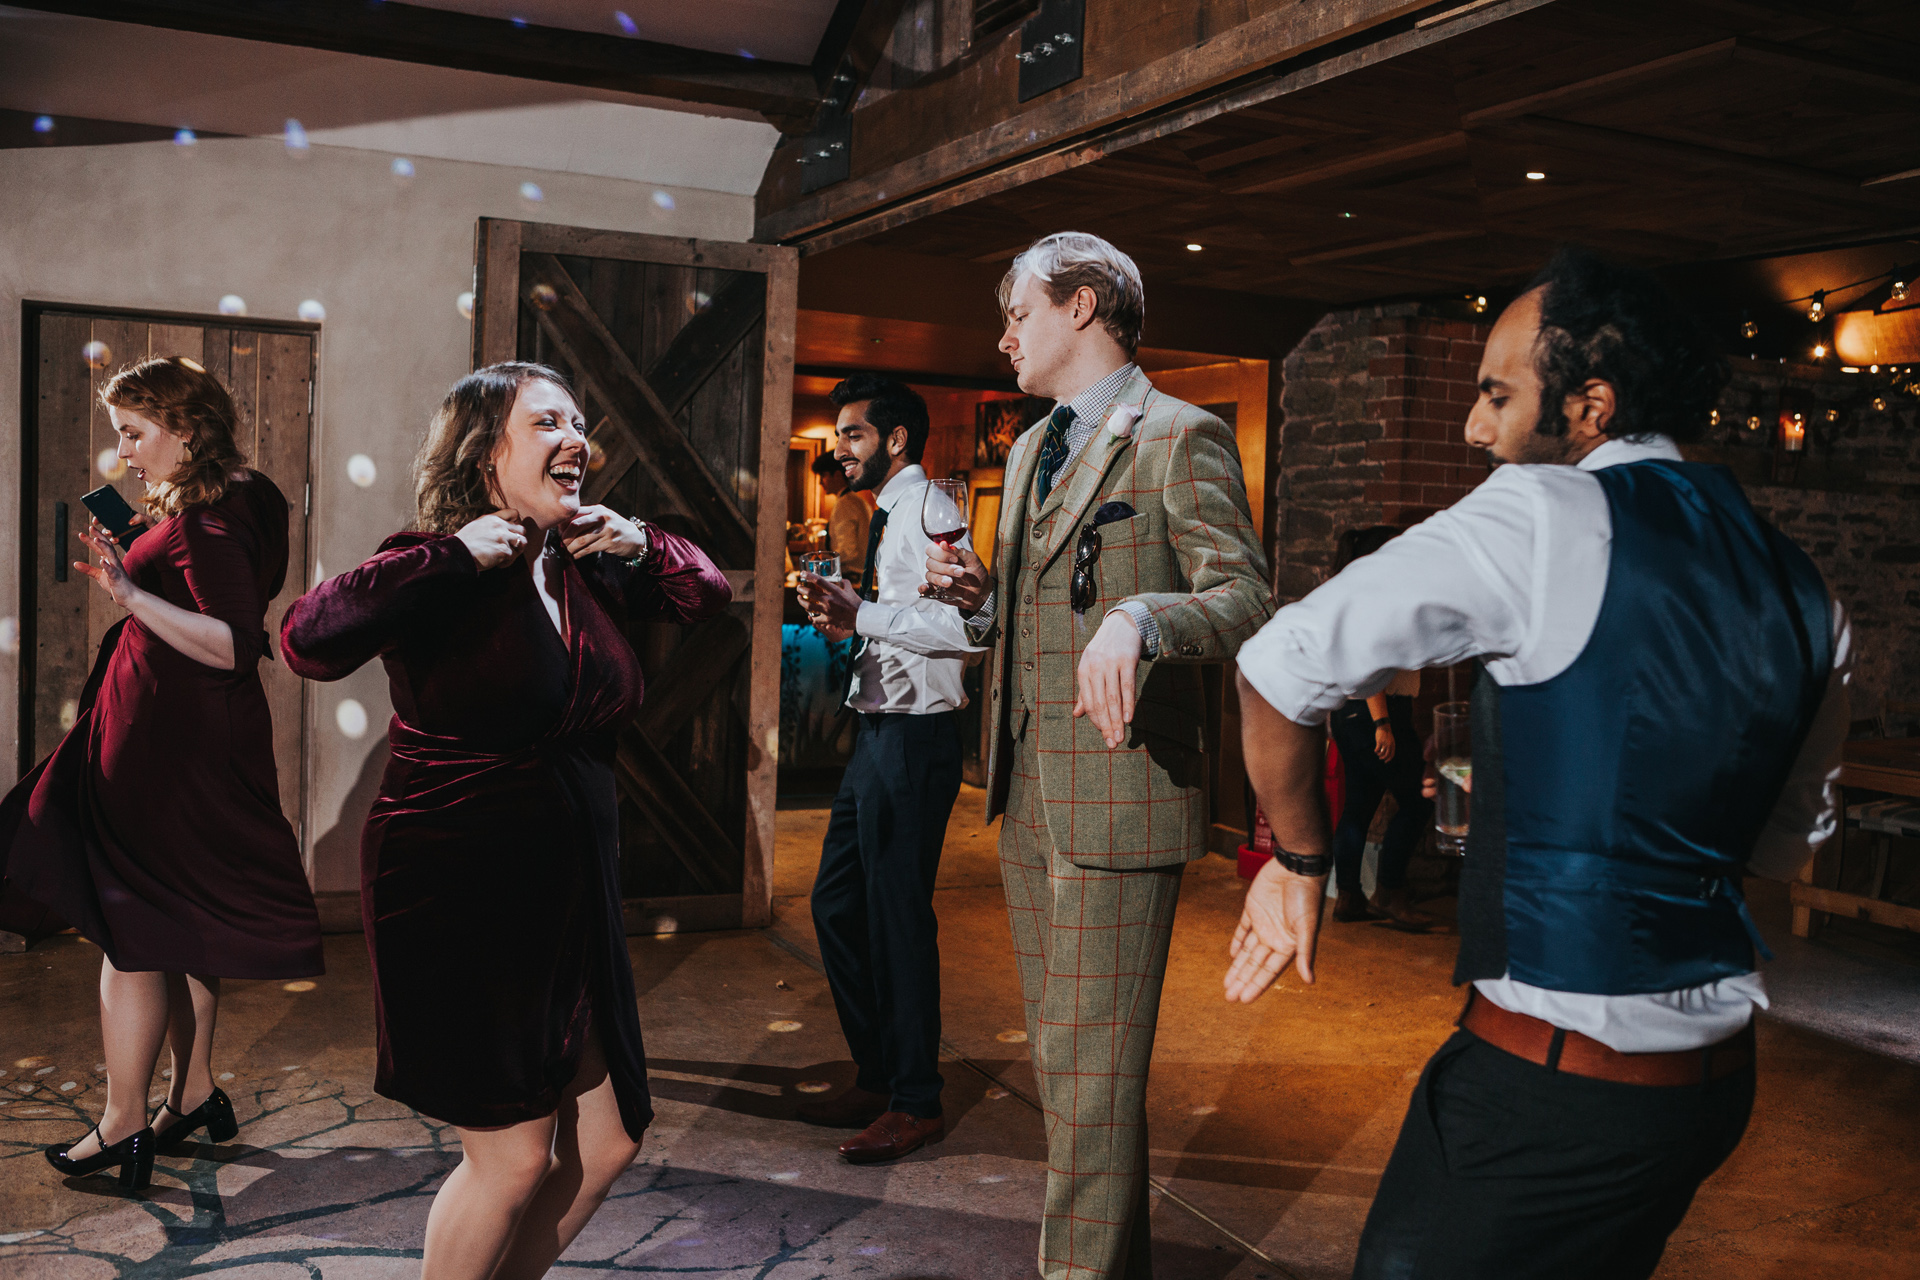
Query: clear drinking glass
801 552 841 582
1432 701 1470 857
921 478 968 601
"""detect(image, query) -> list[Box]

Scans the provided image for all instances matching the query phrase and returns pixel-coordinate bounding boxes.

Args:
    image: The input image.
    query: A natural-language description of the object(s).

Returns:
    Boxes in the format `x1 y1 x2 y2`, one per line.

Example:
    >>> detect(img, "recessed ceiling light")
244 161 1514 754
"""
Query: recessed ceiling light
1185 243 1203 252
1526 171 1547 181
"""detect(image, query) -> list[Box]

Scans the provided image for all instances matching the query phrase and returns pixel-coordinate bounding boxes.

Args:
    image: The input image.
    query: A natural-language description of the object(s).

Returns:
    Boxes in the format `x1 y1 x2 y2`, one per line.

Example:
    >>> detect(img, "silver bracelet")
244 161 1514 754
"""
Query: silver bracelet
624 519 652 568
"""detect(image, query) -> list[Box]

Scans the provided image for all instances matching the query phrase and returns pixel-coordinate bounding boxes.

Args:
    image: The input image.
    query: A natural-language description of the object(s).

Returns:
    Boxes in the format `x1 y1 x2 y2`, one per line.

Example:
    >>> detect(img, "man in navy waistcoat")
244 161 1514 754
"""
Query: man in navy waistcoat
1227 248 1850 1279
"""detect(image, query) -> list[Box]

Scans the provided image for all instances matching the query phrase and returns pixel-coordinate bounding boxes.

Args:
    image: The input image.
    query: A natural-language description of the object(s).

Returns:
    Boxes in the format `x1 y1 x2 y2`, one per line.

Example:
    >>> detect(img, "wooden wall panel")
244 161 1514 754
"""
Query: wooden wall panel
255 333 314 839
30 316 95 763
84 318 148 669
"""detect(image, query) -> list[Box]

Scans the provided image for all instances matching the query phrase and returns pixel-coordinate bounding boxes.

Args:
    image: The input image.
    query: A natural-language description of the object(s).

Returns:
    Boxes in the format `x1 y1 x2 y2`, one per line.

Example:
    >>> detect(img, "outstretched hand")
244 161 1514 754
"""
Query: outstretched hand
74 518 138 608
1224 858 1327 1002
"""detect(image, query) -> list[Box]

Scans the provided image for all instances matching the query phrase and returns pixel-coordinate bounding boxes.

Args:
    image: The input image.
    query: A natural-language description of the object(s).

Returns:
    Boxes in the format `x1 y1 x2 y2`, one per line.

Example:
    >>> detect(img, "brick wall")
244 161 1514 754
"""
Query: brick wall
1276 328 1920 721
1273 304 1491 600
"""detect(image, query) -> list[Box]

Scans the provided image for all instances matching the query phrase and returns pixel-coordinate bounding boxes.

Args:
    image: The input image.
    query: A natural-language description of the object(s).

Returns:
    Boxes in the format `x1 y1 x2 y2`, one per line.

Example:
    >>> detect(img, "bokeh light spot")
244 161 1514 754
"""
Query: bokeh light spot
995 1029 1027 1043
614 10 637 34
391 156 415 181
33 115 53 134
795 1080 831 1093
651 189 675 211
173 129 197 147
346 454 377 488
284 119 309 155
519 181 544 203
282 980 316 993
766 1020 803 1033
59 700 78 732
529 283 559 311
335 698 369 739
218 295 247 317
82 340 112 370
96 448 126 480
0 617 18 657
298 299 326 323
456 291 476 320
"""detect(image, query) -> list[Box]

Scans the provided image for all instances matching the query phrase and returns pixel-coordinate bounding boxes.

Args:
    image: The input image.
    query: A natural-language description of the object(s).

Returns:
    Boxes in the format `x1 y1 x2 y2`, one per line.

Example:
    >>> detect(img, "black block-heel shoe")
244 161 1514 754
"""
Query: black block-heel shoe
45 1125 155 1189
154 1087 238 1148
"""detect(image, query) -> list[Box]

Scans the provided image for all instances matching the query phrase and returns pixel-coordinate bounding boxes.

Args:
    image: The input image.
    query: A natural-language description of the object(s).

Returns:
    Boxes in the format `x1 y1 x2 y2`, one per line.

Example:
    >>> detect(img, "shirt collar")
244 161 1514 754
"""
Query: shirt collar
1578 434 1682 471
1062 363 1139 425
873 463 927 513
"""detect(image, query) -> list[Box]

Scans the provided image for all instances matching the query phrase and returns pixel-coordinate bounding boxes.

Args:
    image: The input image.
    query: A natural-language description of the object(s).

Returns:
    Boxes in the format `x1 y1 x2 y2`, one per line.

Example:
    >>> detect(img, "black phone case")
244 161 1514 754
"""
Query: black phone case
81 485 143 550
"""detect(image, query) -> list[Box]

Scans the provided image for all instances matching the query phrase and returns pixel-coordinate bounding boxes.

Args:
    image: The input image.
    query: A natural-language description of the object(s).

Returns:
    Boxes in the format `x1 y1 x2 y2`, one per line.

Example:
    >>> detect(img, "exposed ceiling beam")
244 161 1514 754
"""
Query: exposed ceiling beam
1289 228 1484 265
1458 38 1736 125
803 0 914 132
1226 132 1468 195
1730 36 1920 99
4 0 820 128
1491 115 1920 206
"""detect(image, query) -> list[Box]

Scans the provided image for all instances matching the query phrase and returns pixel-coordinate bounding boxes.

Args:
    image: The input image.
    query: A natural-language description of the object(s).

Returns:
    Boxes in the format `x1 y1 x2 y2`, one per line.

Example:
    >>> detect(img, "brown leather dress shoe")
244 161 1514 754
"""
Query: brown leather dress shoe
1332 888 1377 922
794 1086 888 1129
837 1111 944 1164
1370 887 1435 931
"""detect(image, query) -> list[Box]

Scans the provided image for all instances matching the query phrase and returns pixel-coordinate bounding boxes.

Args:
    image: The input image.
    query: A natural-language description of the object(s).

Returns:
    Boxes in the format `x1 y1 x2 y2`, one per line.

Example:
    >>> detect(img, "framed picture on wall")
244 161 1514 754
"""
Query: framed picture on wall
976 397 1048 467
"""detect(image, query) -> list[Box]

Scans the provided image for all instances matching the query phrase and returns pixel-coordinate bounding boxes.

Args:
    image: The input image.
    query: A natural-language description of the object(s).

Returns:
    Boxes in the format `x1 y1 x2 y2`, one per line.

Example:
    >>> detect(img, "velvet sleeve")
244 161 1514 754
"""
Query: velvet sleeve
585 524 732 626
281 535 480 682
175 510 270 668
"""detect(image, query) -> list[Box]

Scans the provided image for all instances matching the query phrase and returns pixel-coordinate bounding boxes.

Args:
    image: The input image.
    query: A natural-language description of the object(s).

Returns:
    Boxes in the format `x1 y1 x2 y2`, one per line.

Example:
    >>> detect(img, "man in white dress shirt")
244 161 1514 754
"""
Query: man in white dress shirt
793 373 984 1164
1226 249 1850 1279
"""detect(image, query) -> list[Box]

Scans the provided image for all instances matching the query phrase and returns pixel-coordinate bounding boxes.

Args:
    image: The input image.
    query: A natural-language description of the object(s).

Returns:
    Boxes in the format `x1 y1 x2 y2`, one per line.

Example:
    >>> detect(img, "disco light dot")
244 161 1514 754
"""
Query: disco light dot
59 700 78 732
218 295 247 316
391 156 415 180
96 448 126 480
519 181 544 203
298 299 326 322
614 10 637 34
33 116 53 134
511 15 527 26
282 981 316 992
738 48 754 59
335 699 369 739
766 1020 802 1033
174 129 197 147
529 283 558 311
995 1029 1027 1043
346 454 377 487
284 119 310 154
795 1080 831 1093
456 290 475 319
0 617 18 657
651 189 675 210
82 340 112 369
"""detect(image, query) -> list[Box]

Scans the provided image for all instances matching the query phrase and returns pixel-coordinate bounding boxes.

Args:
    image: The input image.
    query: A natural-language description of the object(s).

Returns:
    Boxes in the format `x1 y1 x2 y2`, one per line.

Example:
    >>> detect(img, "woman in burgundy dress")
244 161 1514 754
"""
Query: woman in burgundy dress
280 362 729 1280
1 356 322 1190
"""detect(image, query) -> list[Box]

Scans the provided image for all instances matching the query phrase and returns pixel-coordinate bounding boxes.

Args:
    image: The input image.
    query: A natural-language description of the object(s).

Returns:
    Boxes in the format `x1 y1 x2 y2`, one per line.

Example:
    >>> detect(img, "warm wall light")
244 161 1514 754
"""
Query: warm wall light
1525 171 1547 180
1782 412 1806 452
1813 343 1828 359
1185 243 1203 252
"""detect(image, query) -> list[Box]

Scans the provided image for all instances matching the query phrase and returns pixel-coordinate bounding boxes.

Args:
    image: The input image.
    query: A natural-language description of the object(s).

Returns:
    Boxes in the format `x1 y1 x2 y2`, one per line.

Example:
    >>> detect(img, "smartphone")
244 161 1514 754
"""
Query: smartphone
80 485 143 551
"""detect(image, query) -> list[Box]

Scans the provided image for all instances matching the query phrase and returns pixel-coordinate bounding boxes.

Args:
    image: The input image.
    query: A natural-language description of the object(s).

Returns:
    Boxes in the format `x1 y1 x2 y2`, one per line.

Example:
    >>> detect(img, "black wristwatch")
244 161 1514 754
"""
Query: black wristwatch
1373 716 1391 727
1272 847 1332 877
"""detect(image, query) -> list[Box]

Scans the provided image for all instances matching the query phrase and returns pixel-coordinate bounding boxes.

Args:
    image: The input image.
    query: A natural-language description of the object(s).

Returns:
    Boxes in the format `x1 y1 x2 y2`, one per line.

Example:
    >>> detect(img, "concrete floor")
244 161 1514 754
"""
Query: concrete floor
3 785 1919 1278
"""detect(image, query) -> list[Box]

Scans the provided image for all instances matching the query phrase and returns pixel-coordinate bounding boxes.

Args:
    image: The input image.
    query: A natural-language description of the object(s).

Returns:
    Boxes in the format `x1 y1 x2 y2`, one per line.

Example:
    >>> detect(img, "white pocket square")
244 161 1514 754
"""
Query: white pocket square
1107 405 1142 438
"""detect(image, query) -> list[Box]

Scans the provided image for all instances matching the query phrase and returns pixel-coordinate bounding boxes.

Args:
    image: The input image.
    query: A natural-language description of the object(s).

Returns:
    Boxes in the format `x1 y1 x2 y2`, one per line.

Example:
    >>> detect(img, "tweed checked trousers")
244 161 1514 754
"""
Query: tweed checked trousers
1001 728 1183 1280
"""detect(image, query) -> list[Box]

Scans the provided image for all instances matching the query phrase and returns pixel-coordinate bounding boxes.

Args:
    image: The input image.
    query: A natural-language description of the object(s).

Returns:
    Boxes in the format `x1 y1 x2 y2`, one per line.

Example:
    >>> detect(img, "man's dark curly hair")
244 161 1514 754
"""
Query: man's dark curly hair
829 372 930 463
1526 247 1728 444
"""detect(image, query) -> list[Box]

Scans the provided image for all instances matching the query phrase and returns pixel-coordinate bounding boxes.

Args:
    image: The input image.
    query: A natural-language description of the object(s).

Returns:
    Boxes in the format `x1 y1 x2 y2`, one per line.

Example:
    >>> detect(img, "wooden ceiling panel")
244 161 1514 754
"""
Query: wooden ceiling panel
856 0 1920 308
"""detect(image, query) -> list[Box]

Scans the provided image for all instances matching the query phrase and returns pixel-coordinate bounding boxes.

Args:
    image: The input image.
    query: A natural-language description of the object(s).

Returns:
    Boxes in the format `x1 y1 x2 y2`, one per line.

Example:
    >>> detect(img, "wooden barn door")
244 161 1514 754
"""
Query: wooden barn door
22 306 316 849
472 219 795 932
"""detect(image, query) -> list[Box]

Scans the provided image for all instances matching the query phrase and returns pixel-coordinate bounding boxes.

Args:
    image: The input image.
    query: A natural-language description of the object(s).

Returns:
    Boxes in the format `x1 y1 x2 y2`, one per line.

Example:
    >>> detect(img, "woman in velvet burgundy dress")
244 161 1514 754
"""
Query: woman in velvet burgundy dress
281 362 729 1280
1 356 322 1190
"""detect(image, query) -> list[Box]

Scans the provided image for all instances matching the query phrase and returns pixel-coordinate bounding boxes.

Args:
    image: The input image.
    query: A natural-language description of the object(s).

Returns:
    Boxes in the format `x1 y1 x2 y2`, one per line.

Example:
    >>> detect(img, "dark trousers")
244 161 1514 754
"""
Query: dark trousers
811 710 962 1119
1329 696 1430 895
1353 1028 1756 1280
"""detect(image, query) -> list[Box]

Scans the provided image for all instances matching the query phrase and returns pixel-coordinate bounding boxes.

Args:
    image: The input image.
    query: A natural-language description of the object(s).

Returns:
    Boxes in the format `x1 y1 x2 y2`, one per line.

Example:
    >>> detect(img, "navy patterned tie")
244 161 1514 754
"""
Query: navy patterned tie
1035 404 1076 496
858 505 888 603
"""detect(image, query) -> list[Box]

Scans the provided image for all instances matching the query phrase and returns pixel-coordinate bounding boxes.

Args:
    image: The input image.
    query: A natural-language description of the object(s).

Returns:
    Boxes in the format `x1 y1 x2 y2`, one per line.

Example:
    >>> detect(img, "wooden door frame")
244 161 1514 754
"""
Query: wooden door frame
471 219 798 931
16 302 321 849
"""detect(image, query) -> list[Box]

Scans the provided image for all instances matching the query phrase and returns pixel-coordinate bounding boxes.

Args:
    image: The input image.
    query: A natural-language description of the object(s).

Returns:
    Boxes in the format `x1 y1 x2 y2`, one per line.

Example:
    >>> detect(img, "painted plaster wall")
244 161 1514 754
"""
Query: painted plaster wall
0 136 753 890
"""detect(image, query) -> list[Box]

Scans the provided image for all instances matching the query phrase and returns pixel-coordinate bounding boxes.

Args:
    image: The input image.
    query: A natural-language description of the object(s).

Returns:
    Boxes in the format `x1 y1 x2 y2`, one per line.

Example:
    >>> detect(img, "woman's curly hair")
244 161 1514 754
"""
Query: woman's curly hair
1527 247 1729 444
414 361 577 534
99 356 248 517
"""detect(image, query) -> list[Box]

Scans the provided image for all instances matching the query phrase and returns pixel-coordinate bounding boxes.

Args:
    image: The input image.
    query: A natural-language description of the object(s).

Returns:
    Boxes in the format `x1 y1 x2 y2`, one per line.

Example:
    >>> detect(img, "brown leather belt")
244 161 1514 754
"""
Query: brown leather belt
1459 989 1754 1087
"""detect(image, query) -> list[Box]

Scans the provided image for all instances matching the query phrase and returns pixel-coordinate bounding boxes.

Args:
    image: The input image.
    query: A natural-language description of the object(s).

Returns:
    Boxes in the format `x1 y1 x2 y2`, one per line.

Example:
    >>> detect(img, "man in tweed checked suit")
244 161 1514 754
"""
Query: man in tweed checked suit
927 232 1273 1279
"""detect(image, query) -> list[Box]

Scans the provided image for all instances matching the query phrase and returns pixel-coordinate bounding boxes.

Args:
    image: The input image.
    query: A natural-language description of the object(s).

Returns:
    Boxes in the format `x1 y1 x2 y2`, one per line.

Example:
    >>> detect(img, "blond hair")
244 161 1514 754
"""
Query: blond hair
998 231 1146 356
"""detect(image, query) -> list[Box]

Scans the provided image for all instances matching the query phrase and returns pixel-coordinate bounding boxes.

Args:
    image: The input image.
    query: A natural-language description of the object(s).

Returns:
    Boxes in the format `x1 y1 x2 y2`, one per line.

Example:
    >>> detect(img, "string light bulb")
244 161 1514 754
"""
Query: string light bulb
1893 277 1909 303
1808 291 1826 322
1873 395 1889 412
1740 318 1759 340
1470 295 1488 314
1812 342 1827 359
1709 409 1721 427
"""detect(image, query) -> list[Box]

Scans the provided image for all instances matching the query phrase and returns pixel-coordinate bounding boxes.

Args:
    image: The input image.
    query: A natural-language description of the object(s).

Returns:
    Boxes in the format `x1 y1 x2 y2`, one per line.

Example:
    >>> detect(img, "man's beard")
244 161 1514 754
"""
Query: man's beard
1490 426 1586 467
847 448 891 492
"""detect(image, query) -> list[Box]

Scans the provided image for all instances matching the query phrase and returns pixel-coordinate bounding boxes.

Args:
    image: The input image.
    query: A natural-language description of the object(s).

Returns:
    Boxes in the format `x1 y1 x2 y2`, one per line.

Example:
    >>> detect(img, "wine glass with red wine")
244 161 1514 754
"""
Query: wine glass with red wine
921 478 969 601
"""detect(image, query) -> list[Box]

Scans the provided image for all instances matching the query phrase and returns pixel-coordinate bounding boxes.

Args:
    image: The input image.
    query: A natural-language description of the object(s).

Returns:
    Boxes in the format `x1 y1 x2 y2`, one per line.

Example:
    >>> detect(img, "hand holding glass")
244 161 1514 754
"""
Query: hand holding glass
921 479 968 602
1432 701 1470 857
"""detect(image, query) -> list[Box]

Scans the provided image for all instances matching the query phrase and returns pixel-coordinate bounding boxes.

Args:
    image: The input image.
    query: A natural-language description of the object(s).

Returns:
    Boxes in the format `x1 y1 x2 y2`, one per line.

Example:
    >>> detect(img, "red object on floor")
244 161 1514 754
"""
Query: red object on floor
1237 736 1347 881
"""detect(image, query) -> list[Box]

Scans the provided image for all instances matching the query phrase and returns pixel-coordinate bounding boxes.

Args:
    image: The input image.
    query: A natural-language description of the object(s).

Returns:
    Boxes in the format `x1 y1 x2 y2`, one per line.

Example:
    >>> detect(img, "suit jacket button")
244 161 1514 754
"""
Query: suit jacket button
1023 661 1034 671
1024 595 1033 604
1032 526 1044 540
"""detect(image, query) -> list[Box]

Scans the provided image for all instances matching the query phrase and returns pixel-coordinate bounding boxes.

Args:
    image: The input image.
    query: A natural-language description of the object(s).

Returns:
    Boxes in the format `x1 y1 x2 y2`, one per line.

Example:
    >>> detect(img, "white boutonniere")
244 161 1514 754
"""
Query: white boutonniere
1107 405 1142 439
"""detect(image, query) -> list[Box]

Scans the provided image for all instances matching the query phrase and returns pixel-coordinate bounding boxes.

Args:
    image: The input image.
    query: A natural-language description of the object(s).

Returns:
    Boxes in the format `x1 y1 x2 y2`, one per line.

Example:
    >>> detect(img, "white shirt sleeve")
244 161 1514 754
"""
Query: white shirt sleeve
1236 464 1561 723
1746 600 1853 881
856 597 987 658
